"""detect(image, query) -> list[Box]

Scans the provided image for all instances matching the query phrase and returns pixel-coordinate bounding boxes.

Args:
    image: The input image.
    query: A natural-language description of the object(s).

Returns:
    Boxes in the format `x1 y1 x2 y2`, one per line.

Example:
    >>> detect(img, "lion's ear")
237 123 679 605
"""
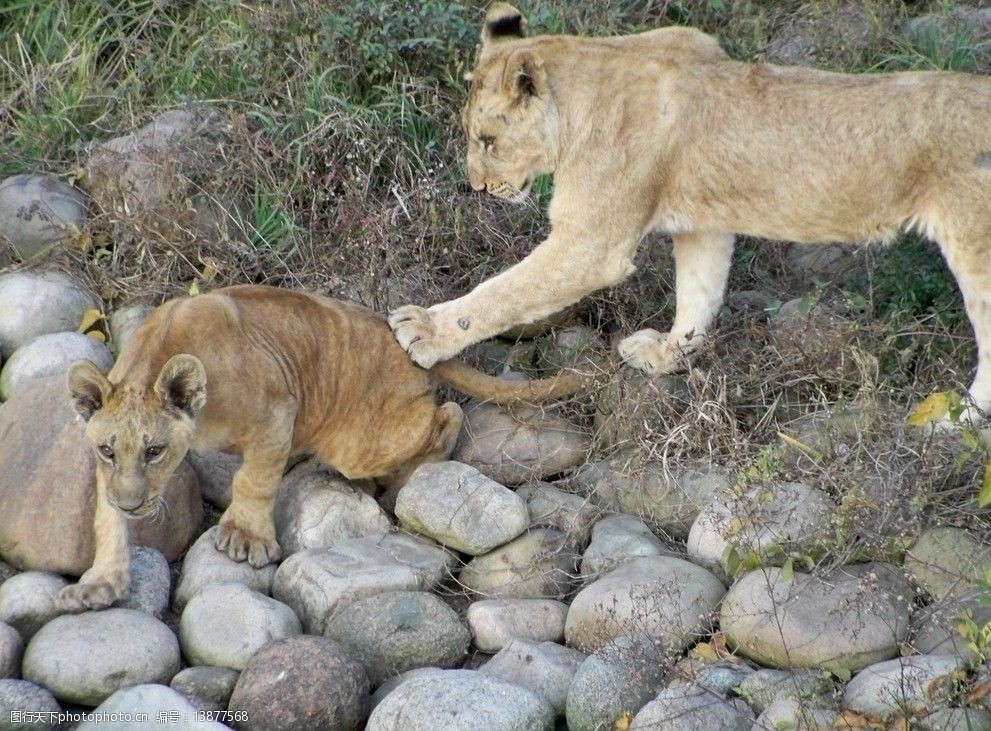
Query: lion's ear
68 360 112 421
154 354 207 420
483 3 526 46
501 48 546 102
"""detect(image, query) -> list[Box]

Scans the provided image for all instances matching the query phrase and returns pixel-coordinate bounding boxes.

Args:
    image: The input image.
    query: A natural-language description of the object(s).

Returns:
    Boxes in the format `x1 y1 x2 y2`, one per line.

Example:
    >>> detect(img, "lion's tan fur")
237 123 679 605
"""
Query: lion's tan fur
390 2 991 419
59 284 581 610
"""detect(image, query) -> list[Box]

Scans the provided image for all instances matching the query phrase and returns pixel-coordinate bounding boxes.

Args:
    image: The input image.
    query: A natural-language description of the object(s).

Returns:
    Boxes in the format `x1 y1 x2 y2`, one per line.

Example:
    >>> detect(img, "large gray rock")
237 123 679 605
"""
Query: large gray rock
274 461 392 556
721 564 912 672
466 598 569 653
228 635 370 731
86 109 218 213
481 639 585 717
736 668 833 715
114 546 170 617
911 597 991 663
453 400 590 486
272 532 456 634
565 556 725 654
0 622 22 679
459 528 577 599
22 608 179 705
369 667 441 711
0 679 60 731
169 665 240 713
629 685 754 730
78 684 228 730
915 707 991 731
517 482 600 545
574 455 731 539
324 590 470 685
0 332 113 401
395 462 528 555
179 583 301 670
0 375 202 575
368 668 554 731
687 482 835 580
566 635 665 731
842 654 965 718
0 271 99 357
172 526 277 611
0 174 88 261
751 696 838 731
107 303 152 355
580 514 673 578
185 450 240 508
0 572 67 639
904 527 991 601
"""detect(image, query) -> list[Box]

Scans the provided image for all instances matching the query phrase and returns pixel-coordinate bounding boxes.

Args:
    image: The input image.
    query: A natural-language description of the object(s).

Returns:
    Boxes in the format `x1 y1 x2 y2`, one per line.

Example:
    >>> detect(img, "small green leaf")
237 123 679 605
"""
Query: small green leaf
832 667 852 682
781 557 795 582
979 460 991 507
723 545 741 577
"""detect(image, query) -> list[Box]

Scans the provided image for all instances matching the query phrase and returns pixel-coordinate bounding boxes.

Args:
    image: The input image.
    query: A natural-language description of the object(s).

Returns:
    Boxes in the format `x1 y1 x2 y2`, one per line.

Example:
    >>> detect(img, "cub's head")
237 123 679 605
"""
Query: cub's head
462 3 557 202
68 355 206 518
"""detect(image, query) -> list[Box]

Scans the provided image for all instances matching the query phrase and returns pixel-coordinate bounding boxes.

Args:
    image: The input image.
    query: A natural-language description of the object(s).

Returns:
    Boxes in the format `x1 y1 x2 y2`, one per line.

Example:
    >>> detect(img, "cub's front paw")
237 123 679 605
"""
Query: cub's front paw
388 305 460 369
216 520 282 568
56 570 127 612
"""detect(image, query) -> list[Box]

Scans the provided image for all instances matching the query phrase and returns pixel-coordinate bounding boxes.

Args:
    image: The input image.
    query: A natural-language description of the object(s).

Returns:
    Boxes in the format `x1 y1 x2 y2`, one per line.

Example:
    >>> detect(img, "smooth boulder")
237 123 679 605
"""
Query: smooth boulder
565 556 725 653
721 564 912 672
22 608 180 705
0 271 99 357
459 528 577 599
0 332 113 401
0 174 87 261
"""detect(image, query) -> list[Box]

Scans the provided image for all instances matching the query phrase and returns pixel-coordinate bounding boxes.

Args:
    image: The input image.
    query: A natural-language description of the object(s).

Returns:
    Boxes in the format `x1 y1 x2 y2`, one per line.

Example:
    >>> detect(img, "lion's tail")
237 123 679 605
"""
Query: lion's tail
430 359 588 405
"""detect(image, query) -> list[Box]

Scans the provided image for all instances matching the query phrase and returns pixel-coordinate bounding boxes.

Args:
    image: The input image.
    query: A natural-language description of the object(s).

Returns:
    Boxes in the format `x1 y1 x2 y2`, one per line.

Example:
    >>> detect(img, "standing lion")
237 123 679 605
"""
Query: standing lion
390 2 991 421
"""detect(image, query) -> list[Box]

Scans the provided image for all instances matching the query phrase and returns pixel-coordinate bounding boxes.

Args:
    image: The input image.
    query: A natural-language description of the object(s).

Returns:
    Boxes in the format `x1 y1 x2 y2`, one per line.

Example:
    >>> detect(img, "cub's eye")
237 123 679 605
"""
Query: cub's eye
479 135 495 150
145 445 164 461
98 445 114 461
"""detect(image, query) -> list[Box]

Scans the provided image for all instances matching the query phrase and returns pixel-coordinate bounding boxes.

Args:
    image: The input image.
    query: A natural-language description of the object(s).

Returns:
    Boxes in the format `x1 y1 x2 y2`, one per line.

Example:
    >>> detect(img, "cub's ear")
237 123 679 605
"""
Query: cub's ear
501 48 546 102
154 354 207 420
482 3 526 46
67 360 112 421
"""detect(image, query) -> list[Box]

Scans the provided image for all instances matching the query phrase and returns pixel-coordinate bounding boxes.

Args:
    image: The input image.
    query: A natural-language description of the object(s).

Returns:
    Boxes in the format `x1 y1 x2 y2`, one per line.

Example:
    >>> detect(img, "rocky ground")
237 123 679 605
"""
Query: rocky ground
2 2 991 730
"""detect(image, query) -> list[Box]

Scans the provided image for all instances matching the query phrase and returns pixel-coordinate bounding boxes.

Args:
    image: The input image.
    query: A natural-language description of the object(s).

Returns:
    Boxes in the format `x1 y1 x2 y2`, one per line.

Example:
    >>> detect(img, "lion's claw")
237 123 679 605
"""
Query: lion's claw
388 304 458 369
216 521 282 568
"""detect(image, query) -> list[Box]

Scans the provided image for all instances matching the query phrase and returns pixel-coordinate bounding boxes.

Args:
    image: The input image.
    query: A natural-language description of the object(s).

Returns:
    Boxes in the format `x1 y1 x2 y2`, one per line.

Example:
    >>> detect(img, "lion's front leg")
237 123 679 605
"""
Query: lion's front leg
215 425 292 568
619 231 734 375
57 480 131 612
391 230 640 368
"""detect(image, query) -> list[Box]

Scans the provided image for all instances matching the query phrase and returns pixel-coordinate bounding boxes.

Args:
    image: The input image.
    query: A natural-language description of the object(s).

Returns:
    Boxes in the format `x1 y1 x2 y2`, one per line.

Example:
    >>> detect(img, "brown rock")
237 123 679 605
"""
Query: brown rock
453 400 590 486
0 375 202 574
229 635 370 731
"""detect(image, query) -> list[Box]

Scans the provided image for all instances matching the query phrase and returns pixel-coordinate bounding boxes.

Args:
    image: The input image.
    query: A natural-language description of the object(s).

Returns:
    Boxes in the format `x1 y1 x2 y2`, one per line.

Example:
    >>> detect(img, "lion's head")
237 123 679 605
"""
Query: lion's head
68 355 206 517
462 3 558 202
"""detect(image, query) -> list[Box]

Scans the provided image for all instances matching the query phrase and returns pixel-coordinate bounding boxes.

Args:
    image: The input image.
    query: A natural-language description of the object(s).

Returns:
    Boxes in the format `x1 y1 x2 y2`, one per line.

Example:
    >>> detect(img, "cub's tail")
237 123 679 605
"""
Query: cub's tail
430 359 588 405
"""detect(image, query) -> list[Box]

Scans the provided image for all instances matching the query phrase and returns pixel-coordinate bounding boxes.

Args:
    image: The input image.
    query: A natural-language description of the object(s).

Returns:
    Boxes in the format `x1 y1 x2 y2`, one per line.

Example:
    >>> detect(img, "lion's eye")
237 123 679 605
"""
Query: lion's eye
98 445 115 461
145 445 164 461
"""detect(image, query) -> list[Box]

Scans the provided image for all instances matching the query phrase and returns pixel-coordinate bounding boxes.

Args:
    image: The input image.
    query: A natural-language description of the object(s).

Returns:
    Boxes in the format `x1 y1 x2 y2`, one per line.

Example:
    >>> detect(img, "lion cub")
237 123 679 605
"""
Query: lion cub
59 284 582 611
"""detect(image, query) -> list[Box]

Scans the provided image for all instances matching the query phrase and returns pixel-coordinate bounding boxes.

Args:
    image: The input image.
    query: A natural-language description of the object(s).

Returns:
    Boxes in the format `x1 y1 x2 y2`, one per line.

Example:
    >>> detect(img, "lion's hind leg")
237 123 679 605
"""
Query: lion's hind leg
936 228 991 422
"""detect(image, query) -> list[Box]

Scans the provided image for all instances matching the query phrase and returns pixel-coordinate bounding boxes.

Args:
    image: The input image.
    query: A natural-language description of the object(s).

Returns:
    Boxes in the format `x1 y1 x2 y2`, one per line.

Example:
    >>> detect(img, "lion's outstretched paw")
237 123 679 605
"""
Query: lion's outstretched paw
388 304 459 369
56 571 127 612
617 329 687 375
216 520 282 568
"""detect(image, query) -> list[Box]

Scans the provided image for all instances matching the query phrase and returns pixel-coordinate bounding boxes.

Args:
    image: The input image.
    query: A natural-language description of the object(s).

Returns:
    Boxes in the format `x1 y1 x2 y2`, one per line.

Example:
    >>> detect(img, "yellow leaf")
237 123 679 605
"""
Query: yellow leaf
71 231 92 251
613 713 632 731
781 557 795 582
979 459 991 508
689 642 719 663
77 308 104 333
759 490 775 504
188 280 200 297
199 259 219 282
86 330 106 343
906 392 950 427
724 516 744 538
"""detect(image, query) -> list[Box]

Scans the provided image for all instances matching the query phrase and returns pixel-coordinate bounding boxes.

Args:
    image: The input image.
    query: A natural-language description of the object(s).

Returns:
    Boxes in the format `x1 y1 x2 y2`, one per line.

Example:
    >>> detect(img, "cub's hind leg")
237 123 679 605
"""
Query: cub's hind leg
938 232 991 422
619 231 734 374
